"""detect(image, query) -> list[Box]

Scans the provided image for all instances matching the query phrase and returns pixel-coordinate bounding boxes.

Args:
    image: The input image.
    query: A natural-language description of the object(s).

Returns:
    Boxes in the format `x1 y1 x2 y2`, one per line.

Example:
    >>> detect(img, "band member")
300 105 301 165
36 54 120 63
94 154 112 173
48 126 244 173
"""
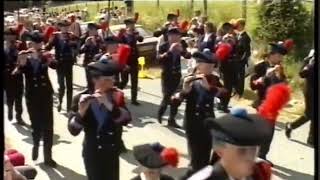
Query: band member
118 18 144 105
250 42 288 109
79 23 104 88
234 18 251 98
97 18 111 39
13 32 57 167
68 14 81 38
45 20 79 112
198 22 217 52
131 143 178 180
185 108 274 180
68 60 131 180
157 27 191 128
285 49 314 146
4 27 26 125
172 50 227 175
166 13 179 27
217 22 238 113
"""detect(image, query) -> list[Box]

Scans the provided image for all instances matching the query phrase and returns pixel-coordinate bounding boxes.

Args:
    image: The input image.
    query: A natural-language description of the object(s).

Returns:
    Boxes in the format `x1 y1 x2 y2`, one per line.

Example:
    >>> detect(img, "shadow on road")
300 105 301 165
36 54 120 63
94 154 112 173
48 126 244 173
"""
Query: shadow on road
127 99 185 138
73 83 87 92
164 167 189 179
275 121 286 131
166 126 185 138
38 163 86 180
242 89 257 101
12 123 31 137
290 139 314 148
120 149 140 167
12 125 71 146
272 164 314 180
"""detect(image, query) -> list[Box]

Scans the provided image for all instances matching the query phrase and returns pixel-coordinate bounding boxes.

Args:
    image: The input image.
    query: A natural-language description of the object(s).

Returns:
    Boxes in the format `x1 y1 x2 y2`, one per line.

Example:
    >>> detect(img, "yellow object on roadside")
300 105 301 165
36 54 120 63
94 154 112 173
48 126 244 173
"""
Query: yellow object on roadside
138 57 154 79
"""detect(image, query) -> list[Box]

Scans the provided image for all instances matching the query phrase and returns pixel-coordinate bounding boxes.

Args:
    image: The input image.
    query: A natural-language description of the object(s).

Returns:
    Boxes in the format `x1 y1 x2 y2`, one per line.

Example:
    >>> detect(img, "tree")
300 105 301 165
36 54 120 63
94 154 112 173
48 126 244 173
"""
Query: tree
203 0 207 16
254 0 313 60
242 0 247 19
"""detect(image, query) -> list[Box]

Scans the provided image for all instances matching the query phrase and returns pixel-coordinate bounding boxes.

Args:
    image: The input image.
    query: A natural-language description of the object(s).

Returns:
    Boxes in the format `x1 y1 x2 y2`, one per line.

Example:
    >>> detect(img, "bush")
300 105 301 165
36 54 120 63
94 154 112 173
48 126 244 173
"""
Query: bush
254 0 313 61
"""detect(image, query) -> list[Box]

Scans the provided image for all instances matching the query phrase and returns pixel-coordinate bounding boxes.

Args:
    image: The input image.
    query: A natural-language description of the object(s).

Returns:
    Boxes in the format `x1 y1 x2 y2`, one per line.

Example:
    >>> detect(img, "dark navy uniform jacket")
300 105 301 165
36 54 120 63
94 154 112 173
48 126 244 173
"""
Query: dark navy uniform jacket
120 31 143 66
68 89 131 156
45 32 78 63
158 40 191 75
250 61 286 107
18 53 57 97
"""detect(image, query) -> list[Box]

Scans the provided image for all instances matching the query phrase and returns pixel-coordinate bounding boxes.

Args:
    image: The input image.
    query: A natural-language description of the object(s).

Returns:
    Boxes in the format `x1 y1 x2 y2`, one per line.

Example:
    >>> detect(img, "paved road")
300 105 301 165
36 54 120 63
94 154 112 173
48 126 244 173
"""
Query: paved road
4 62 314 180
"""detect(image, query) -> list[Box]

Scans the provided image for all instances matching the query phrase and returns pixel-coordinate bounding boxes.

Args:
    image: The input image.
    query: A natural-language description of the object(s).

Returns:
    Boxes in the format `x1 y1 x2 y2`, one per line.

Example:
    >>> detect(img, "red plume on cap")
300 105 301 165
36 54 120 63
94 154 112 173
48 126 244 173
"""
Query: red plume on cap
7 152 25 166
118 28 126 39
17 23 24 31
5 149 18 155
258 83 291 126
44 26 56 42
215 43 232 61
117 44 131 67
176 9 180 17
134 12 139 23
179 20 189 32
113 90 125 107
161 147 179 167
283 39 294 51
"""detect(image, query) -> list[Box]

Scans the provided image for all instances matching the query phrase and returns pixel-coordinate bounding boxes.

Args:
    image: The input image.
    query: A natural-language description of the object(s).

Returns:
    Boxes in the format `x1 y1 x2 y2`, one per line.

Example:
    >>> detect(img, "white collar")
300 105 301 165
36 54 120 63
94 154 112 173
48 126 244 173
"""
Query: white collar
238 31 245 35
228 175 248 180
140 173 160 180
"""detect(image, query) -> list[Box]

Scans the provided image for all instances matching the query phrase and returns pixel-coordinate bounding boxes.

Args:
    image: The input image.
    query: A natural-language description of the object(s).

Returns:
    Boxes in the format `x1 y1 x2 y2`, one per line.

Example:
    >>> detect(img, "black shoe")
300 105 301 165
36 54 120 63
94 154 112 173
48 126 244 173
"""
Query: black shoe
16 116 26 125
157 115 162 124
57 104 62 112
8 109 13 121
285 123 292 139
17 120 27 126
168 121 182 129
32 146 39 161
44 159 57 167
131 101 141 106
119 144 128 154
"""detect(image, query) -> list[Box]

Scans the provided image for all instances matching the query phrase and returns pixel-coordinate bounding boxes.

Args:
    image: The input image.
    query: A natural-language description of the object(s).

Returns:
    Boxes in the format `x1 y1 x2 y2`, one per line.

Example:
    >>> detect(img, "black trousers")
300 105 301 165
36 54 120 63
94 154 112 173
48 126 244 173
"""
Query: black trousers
119 65 139 102
158 72 181 122
26 93 54 160
5 74 24 119
235 61 247 97
56 62 73 111
83 148 119 180
220 62 237 109
259 126 275 160
185 118 212 171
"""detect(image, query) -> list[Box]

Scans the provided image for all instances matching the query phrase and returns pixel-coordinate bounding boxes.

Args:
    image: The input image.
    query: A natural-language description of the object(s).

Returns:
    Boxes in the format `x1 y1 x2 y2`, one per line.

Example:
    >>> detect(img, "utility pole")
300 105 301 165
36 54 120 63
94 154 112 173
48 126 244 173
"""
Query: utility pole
157 0 159 8
242 0 247 19
191 0 194 10
311 1 314 47
203 0 207 16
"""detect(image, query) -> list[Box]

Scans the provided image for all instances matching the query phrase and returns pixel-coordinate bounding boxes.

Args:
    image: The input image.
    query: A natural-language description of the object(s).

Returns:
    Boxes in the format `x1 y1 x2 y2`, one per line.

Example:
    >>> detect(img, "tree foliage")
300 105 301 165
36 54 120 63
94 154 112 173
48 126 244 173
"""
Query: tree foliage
254 0 313 60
